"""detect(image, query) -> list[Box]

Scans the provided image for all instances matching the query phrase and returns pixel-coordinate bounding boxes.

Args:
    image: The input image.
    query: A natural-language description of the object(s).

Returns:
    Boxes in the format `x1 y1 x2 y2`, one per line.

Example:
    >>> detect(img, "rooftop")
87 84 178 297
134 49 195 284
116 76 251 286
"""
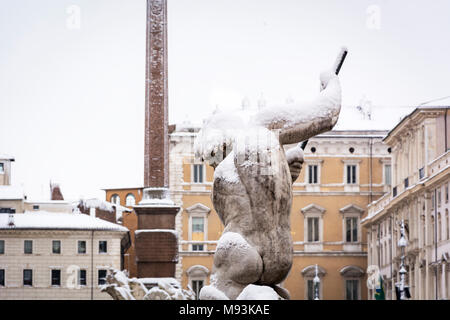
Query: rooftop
0 211 129 232
0 185 24 200
0 154 15 161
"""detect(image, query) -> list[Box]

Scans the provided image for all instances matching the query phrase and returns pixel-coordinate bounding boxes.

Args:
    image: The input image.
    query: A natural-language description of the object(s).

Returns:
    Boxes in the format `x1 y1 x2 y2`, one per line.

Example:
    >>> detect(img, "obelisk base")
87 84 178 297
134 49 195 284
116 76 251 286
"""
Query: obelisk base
134 187 180 278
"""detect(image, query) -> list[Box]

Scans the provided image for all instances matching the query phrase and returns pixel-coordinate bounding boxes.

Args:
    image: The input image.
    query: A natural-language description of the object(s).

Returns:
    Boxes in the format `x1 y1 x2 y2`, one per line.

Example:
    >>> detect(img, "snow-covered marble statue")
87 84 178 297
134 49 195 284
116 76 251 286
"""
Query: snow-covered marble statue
195 49 347 300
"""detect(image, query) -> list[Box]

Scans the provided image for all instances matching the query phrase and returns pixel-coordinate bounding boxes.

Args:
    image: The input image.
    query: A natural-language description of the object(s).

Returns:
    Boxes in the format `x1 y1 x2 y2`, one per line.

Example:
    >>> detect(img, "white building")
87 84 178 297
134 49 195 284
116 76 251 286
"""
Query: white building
362 106 450 300
0 211 130 300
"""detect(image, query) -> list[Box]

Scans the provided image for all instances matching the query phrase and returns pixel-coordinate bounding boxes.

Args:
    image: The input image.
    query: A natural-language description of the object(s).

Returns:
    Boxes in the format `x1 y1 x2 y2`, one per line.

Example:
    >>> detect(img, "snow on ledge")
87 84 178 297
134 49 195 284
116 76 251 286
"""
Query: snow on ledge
0 211 128 232
135 229 178 238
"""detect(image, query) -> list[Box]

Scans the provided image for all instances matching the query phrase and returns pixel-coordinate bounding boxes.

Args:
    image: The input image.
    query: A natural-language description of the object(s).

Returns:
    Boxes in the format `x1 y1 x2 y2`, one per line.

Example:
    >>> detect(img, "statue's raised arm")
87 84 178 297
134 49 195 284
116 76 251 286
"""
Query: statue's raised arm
256 47 347 145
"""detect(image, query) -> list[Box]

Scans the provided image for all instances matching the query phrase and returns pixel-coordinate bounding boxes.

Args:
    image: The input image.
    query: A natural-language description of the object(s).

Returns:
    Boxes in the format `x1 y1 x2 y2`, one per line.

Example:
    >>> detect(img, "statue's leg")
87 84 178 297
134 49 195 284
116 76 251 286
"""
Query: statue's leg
202 231 263 300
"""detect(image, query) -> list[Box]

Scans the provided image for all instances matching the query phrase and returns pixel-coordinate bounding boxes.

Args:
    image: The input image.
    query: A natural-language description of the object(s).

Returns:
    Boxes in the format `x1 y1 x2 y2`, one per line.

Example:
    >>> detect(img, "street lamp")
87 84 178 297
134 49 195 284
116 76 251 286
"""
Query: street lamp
313 264 320 300
397 219 408 300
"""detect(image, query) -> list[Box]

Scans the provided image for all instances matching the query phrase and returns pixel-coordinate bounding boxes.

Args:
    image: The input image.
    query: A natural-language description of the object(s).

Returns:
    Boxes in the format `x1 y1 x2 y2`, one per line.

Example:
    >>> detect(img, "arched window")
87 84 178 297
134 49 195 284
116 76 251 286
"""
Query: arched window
301 265 326 300
186 265 210 300
110 194 120 205
340 265 365 300
125 193 136 207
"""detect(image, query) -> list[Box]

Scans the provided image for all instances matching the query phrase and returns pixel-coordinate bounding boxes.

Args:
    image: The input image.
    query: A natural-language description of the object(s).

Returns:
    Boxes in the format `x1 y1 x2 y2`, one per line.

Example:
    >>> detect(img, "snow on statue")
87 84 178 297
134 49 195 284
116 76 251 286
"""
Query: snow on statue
195 48 347 300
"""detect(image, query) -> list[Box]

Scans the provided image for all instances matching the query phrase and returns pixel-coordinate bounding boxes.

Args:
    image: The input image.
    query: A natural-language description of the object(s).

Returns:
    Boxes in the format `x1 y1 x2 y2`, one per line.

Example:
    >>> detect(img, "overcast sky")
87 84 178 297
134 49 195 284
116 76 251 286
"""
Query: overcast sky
1 0 450 201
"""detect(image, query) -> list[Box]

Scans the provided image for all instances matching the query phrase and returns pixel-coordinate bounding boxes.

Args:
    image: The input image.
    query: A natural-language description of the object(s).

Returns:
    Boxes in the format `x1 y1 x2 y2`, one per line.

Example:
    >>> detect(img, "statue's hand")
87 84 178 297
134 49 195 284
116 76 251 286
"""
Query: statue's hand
285 145 304 183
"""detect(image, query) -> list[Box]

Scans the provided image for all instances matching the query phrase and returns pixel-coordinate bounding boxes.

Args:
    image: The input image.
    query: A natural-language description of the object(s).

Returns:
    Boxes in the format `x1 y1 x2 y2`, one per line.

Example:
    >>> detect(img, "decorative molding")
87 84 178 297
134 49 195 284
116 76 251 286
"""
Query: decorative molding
301 265 326 277
339 265 365 277
185 203 211 215
339 204 365 215
301 203 326 215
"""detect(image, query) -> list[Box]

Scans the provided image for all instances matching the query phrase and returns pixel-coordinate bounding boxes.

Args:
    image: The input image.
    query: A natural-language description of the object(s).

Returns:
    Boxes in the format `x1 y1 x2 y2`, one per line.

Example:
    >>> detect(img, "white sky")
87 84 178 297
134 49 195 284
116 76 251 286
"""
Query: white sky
1 0 450 201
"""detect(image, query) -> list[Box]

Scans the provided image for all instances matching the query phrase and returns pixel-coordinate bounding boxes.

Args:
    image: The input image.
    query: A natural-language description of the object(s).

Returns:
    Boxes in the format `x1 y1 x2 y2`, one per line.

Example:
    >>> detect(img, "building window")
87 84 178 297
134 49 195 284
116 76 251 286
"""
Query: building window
78 241 86 254
306 279 320 300
384 164 391 185
186 203 211 252
99 241 107 254
24 240 32 254
193 164 204 183
186 265 210 299
0 269 4 286
346 217 358 242
438 188 442 207
79 269 87 286
346 165 357 184
0 240 4 254
98 270 107 285
191 280 204 300
110 194 120 205
308 165 318 184
192 217 205 251
32 205 39 210
419 167 425 180
23 269 32 286
51 270 61 286
52 240 61 254
125 193 135 206
446 185 449 203
0 163 4 173
345 279 359 300
307 217 319 242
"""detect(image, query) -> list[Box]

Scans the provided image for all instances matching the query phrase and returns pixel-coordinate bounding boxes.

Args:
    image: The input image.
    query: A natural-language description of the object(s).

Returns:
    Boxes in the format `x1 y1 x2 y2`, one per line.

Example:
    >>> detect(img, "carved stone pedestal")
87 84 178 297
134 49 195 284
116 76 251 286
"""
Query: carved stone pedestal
134 187 180 278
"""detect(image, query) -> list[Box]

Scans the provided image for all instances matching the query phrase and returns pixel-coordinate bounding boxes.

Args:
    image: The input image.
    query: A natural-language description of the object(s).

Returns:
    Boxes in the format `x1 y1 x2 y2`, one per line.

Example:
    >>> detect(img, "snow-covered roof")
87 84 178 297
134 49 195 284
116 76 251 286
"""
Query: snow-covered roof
79 198 114 212
334 105 415 131
0 154 14 161
0 211 129 232
0 185 24 200
418 96 450 107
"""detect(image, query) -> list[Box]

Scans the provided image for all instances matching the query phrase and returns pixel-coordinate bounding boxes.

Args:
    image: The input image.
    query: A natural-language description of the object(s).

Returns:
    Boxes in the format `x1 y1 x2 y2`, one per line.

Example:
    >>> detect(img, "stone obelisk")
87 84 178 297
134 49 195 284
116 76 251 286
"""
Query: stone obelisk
134 0 180 279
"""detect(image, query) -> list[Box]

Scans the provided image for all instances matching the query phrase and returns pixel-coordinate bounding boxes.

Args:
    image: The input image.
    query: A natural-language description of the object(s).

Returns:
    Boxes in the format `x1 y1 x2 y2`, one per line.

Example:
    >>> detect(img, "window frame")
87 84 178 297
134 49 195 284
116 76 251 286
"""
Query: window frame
384 164 392 185
191 279 204 300
301 265 325 300
79 269 87 286
78 240 87 254
98 269 107 286
125 193 136 207
110 194 120 206
307 217 320 243
186 203 211 252
99 240 108 254
0 269 5 287
24 240 33 254
345 278 360 300
51 269 61 287
308 164 319 184
192 164 205 184
345 217 359 243
301 204 326 252
52 240 61 254
186 265 210 300
23 269 33 287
